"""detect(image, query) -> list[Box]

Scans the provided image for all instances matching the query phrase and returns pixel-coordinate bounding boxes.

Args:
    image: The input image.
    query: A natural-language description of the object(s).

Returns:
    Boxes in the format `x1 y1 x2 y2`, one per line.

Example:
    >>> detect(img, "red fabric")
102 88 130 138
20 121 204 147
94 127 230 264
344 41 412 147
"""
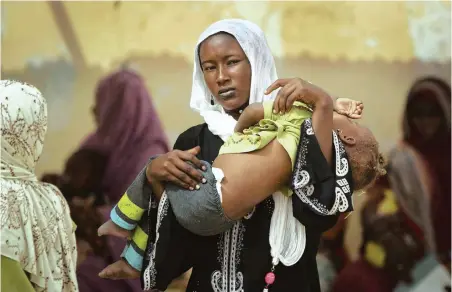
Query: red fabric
322 214 350 271
372 175 423 243
332 259 397 292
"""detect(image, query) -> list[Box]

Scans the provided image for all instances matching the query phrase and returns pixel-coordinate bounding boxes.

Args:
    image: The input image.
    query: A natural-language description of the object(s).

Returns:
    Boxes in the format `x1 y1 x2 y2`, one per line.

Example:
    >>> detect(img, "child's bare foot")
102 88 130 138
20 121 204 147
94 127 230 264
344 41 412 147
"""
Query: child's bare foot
335 98 364 119
97 220 130 238
98 259 140 280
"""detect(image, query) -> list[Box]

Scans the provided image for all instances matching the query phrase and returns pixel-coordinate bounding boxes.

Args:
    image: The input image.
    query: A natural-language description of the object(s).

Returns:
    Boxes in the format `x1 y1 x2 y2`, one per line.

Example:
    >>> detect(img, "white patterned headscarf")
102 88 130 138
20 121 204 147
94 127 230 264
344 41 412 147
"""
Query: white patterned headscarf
190 19 279 141
0 80 78 291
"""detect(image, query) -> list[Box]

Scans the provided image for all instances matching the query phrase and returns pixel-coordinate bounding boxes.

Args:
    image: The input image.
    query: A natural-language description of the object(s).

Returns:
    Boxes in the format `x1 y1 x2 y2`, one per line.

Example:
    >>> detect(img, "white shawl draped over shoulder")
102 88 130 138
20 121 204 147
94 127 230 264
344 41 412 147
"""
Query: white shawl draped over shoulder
0 80 78 291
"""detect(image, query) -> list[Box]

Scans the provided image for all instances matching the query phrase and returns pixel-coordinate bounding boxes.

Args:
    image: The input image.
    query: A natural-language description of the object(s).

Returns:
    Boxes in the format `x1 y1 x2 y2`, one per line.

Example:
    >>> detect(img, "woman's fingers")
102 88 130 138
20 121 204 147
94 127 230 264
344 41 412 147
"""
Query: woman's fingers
179 148 206 171
148 147 207 190
274 84 296 114
280 85 297 114
169 149 203 175
265 78 290 95
274 89 285 114
165 163 196 189
186 146 201 157
265 81 281 95
285 88 301 112
177 159 204 182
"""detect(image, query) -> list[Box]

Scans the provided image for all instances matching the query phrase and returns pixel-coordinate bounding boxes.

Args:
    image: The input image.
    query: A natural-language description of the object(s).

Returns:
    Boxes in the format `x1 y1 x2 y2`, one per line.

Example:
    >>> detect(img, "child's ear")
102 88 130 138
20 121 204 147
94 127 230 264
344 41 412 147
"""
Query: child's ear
337 129 356 145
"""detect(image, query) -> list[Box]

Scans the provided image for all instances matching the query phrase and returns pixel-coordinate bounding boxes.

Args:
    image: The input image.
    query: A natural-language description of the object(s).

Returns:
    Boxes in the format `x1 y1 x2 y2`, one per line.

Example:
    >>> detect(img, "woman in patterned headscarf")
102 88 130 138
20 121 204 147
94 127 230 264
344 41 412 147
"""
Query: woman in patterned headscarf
0 80 78 291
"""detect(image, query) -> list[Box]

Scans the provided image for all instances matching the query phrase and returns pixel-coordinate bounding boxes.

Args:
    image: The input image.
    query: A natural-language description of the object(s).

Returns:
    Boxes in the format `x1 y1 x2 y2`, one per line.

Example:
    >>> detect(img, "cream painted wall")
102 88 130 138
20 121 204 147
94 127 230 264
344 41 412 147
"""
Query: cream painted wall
1 1 450 260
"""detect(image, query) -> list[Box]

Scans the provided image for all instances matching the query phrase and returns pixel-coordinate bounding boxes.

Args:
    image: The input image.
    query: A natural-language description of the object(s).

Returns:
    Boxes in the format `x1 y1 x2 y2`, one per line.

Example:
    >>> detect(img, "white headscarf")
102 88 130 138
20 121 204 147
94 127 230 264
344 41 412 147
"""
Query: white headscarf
190 20 306 268
0 80 78 291
190 19 279 141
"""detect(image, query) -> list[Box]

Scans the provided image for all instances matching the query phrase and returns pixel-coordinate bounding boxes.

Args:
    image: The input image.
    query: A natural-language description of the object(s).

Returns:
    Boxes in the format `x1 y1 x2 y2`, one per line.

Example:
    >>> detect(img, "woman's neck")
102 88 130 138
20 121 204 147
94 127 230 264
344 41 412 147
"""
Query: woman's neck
225 101 249 120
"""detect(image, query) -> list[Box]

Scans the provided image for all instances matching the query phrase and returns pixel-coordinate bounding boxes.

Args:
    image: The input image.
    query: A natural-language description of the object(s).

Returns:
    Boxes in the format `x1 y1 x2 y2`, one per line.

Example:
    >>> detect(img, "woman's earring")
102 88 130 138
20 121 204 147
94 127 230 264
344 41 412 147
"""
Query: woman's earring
211 95 214 105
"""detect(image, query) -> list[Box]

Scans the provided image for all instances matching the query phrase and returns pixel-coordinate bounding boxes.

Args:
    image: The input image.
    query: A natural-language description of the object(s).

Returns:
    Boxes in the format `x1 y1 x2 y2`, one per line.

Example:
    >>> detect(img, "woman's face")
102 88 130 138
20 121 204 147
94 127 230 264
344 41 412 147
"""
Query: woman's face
199 33 252 111
409 84 444 140
411 103 442 140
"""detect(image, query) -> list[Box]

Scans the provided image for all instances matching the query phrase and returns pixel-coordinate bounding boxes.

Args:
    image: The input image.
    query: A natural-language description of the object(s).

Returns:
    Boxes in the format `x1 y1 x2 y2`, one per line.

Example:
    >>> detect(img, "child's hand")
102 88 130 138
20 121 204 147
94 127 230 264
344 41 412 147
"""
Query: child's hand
334 98 364 119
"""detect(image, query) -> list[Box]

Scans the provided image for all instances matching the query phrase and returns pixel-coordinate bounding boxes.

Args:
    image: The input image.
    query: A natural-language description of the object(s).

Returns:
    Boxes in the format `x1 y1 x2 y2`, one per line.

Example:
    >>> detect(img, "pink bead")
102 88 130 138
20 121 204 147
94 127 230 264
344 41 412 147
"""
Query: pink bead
265 272 275 285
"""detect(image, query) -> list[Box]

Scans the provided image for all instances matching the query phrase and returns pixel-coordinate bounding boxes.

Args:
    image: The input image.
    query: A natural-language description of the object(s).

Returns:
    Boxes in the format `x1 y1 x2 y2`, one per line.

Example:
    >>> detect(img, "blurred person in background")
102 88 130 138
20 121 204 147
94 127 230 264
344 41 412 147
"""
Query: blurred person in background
43 69 169 204
77 69 170 204
316 214 349 292
1 80 78 291
332 188 425 292
42 70 169 291
401 77 451 270
333 76 451 292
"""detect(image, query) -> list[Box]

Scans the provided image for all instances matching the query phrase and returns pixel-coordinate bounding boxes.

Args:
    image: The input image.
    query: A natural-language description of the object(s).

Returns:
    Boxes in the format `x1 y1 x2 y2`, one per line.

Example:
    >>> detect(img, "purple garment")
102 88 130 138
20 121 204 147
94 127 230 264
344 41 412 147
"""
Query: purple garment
77 206 142 292
80 70 169 203
77 255 134 292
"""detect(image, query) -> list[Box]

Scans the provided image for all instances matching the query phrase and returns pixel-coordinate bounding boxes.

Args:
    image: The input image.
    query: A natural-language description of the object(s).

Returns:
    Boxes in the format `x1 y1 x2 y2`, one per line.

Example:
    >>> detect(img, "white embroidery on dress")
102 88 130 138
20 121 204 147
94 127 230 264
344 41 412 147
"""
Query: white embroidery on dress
292 119 352 216
211 222 244 292
333 133 349 177
293 170 310 189
335 187 349 213
143 193 169 290
305 184 314 197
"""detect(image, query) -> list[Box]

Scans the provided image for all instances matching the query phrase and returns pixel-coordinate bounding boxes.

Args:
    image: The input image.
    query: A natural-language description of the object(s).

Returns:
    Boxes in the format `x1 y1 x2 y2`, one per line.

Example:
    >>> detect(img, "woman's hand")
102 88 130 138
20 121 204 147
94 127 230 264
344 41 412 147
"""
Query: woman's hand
146 146 207 190
265 78 331 114
335 98 364 119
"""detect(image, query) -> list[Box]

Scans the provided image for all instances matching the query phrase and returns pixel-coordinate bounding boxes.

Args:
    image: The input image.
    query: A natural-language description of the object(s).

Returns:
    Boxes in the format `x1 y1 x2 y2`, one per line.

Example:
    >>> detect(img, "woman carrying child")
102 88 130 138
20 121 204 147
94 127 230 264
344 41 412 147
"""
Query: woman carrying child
100 19 384 292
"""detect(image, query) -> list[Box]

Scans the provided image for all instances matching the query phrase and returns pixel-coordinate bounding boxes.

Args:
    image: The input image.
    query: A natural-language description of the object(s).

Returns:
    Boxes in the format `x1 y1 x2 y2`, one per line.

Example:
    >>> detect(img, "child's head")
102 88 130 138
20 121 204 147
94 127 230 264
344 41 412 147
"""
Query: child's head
333 112 386 190
60 149 108 206
63 149 107 191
